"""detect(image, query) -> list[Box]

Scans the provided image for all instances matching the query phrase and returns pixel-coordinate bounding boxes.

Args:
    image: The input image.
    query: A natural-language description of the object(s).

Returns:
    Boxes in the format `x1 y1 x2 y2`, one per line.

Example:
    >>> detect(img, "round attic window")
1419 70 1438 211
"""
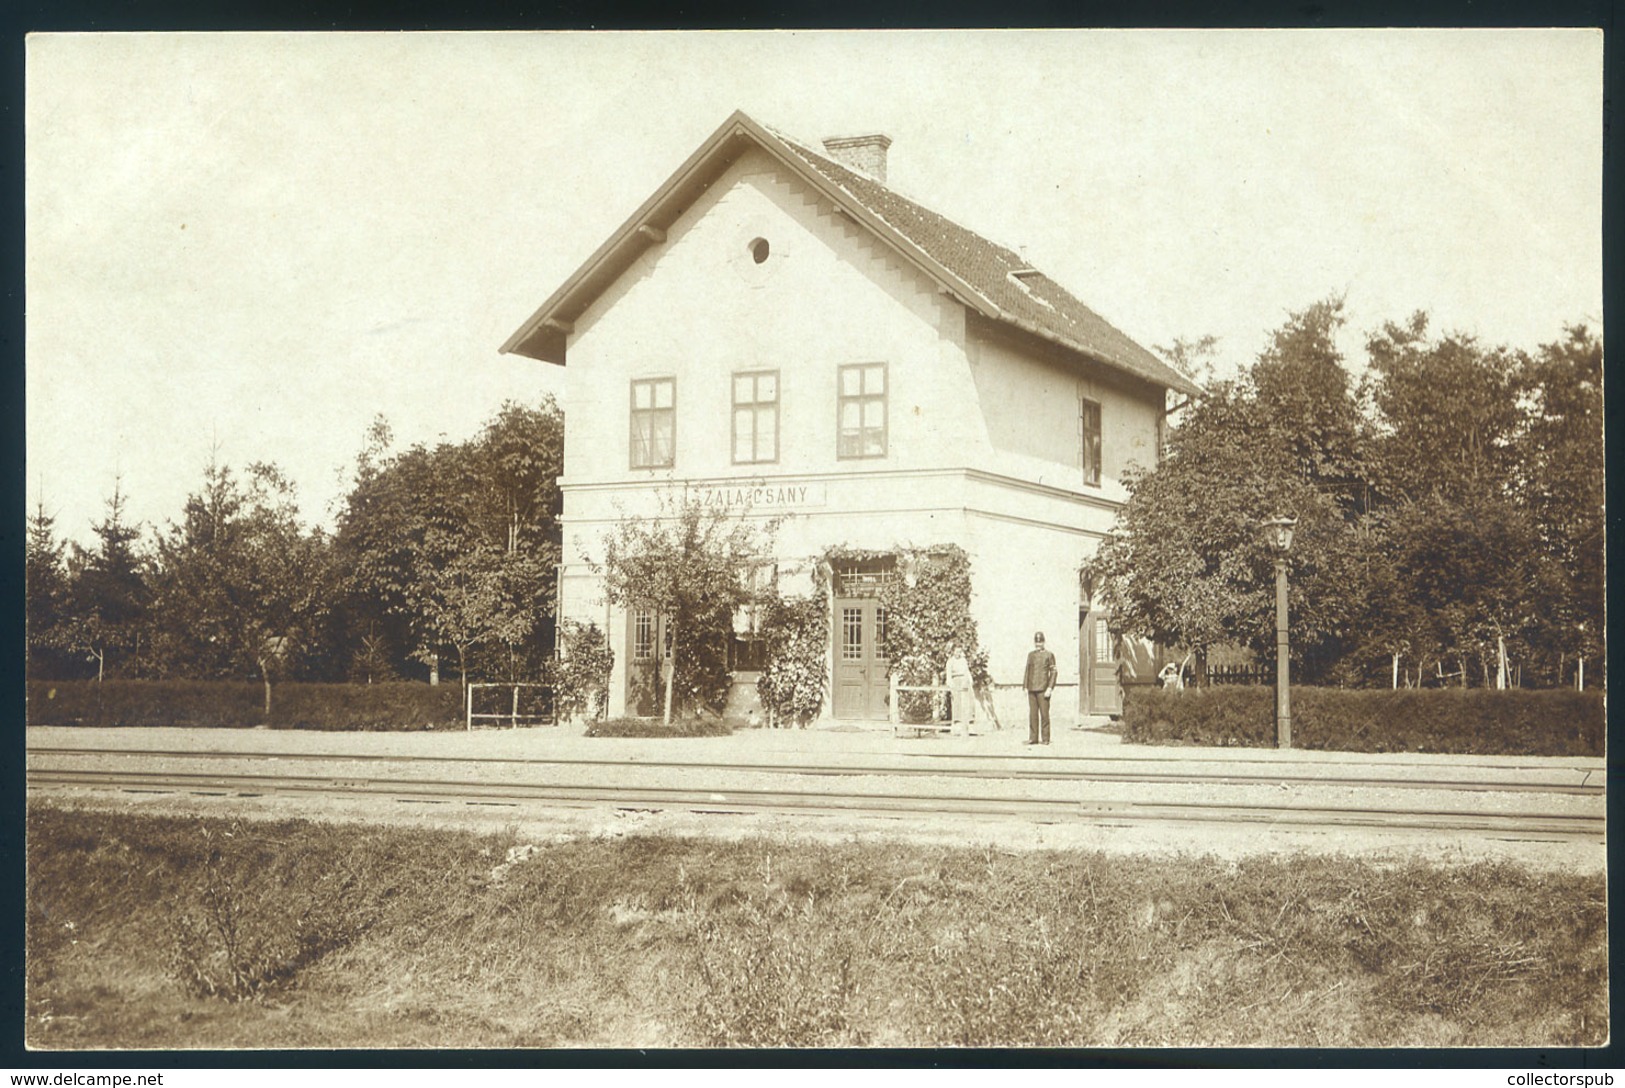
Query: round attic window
749 237 771 264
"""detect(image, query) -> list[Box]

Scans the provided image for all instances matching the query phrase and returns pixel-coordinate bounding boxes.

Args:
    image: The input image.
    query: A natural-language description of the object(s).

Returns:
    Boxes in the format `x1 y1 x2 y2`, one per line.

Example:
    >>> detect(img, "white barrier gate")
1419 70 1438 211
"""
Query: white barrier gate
466 683 556 730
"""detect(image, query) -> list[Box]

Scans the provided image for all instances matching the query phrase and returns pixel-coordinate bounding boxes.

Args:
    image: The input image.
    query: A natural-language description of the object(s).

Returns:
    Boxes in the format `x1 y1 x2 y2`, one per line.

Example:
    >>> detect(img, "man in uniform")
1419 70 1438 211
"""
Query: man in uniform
1024 631 1057 745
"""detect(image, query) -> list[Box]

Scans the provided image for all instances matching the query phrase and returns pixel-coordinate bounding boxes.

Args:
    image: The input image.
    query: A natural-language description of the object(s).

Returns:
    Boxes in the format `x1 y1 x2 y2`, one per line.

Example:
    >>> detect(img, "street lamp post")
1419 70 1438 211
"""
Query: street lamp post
1263 515 1297 748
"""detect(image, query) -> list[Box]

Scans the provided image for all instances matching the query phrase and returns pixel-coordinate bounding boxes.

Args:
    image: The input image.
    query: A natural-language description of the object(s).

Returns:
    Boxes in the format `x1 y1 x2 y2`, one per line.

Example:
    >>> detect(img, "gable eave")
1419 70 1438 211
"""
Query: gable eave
500 110 1004 365
500 110 763 363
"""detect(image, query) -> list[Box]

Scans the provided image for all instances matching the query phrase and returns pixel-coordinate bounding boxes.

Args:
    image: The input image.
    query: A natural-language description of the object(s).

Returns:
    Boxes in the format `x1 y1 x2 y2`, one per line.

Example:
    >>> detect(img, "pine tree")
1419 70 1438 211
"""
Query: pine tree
25 501 69 676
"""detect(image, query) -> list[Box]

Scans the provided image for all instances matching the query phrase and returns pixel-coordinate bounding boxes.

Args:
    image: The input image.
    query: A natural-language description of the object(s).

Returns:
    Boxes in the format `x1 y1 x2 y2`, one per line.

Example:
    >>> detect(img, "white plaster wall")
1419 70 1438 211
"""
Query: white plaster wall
968 326 1162 504
960 511 1099 730
561 148 982 490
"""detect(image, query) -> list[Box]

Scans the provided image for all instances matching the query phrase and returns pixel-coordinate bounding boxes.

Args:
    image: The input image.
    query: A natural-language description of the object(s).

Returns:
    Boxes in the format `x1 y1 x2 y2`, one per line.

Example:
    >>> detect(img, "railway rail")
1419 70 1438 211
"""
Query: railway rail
26 763 1607 842
24 745 1605 796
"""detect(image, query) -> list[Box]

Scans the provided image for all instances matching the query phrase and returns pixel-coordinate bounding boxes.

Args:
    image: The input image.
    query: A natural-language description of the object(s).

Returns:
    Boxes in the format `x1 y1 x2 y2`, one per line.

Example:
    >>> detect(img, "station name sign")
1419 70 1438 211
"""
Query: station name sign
682 481 828 509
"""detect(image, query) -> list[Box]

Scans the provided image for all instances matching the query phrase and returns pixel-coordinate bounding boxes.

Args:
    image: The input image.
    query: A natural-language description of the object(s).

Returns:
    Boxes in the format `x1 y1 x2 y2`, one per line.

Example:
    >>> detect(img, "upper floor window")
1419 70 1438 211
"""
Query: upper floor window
630 378 675 469
732 370 779 464
837 362 887 459
1080 396 1102 487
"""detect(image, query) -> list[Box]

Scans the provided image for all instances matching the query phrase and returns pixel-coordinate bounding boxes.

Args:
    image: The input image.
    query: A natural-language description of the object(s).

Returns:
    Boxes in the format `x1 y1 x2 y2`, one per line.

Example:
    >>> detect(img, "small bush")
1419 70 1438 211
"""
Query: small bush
1121 686 1604 756
167 828 378 1001
26 680 463 731
584 716 738 738
891 652 945 725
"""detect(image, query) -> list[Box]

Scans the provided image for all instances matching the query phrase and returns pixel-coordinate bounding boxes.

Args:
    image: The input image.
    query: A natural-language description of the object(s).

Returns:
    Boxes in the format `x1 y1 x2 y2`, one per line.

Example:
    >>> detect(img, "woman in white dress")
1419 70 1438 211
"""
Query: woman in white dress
946 642 974 736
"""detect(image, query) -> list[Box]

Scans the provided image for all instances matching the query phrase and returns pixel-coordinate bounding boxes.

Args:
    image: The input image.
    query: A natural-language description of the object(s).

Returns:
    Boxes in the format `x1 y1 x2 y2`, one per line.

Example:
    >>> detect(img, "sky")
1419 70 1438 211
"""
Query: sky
26 29 1603 547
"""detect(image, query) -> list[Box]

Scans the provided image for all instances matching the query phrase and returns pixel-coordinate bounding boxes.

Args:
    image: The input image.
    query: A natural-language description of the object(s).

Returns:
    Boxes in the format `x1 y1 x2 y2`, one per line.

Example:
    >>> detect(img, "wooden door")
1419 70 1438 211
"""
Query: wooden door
1083 608 1122 716
833 599 889 720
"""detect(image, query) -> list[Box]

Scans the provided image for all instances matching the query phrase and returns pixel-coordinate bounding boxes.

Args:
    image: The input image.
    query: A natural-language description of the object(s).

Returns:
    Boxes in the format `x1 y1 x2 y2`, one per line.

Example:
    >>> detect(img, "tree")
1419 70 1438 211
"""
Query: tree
1087 370 1370 684
407 531 552 691
1363 314 1524 505
1515 325 1604 685
1326 513 1434 688
1155 334 1222 394
60 480 149 681
146 459 333 691
25 502 70 677
1381 492 1554 686
463 401 564 678
332 437 451 678
1249 296 1372 512
468 401 565 557
596 498 773 724
332 399 564 682
1091 303 1598 691
1362 316 1591 687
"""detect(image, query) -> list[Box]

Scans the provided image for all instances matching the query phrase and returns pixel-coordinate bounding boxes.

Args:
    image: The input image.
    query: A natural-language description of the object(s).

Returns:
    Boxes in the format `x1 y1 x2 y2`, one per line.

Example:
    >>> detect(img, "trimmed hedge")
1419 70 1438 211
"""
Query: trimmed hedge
26 680 463 731
1121 685 1604 757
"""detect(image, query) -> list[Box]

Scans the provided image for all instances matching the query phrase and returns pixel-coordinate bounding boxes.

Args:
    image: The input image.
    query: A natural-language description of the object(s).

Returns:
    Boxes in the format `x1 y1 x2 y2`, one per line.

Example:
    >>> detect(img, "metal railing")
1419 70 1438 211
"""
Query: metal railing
466 683 556 730
888 673 954 735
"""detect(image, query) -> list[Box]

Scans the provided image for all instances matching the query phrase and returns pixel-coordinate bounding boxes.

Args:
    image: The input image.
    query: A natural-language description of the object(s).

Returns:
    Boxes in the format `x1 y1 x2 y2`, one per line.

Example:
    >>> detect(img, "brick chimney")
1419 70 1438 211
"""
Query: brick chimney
821 133 893 183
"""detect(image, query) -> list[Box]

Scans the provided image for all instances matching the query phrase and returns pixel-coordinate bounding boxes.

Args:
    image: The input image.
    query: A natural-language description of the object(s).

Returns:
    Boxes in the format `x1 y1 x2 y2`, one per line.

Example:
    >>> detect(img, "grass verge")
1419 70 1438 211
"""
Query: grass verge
585 716 739 738
26 803 1606 1049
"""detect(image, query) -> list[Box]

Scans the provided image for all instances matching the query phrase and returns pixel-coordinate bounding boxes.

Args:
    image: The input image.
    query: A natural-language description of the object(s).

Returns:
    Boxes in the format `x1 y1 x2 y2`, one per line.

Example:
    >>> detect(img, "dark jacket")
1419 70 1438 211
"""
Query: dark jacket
1023 648 1057 693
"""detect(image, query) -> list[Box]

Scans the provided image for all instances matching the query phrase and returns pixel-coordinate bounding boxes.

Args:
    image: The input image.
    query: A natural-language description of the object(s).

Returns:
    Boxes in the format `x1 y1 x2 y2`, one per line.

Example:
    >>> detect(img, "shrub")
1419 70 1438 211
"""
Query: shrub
584 716 737 738
26 680 463 731
812 544 992 725
270 683 464 730
28 680 260 729
1121 685 1605 756
167 827 377 1001
1120 685 1275 747
549 621 614 722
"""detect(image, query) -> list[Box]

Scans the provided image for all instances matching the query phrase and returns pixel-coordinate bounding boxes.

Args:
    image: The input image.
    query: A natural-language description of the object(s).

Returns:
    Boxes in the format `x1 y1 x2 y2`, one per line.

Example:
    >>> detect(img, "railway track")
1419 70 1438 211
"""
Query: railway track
24 745 1605 796
26 764 1607 842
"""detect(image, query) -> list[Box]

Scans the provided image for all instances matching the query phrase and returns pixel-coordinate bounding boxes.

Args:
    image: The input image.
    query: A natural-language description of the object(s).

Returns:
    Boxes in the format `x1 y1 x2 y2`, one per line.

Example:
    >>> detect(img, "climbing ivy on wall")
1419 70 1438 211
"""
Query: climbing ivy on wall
754 594 828 728
820 544 993 720
548 620 614 722
870 546 991 687
756 544 993 726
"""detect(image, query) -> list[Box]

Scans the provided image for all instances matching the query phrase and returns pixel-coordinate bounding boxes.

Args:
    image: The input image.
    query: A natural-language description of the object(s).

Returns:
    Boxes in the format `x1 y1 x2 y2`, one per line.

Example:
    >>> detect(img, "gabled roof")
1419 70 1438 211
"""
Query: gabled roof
502 110 1202 398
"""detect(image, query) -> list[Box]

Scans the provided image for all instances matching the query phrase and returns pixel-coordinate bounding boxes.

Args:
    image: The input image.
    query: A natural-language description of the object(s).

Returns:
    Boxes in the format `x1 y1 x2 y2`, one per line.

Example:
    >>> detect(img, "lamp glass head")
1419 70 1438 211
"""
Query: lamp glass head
1264 515 1298 555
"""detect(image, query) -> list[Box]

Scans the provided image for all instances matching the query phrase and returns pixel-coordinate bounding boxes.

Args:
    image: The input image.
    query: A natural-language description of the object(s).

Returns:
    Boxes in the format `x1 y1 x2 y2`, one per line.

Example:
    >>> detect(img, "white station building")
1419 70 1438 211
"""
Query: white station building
502 112 1200 727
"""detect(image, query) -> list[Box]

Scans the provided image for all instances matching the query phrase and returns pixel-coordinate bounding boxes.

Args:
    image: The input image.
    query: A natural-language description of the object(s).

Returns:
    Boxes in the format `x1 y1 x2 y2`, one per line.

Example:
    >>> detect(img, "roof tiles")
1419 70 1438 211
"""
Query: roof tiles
768 125 1200 396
